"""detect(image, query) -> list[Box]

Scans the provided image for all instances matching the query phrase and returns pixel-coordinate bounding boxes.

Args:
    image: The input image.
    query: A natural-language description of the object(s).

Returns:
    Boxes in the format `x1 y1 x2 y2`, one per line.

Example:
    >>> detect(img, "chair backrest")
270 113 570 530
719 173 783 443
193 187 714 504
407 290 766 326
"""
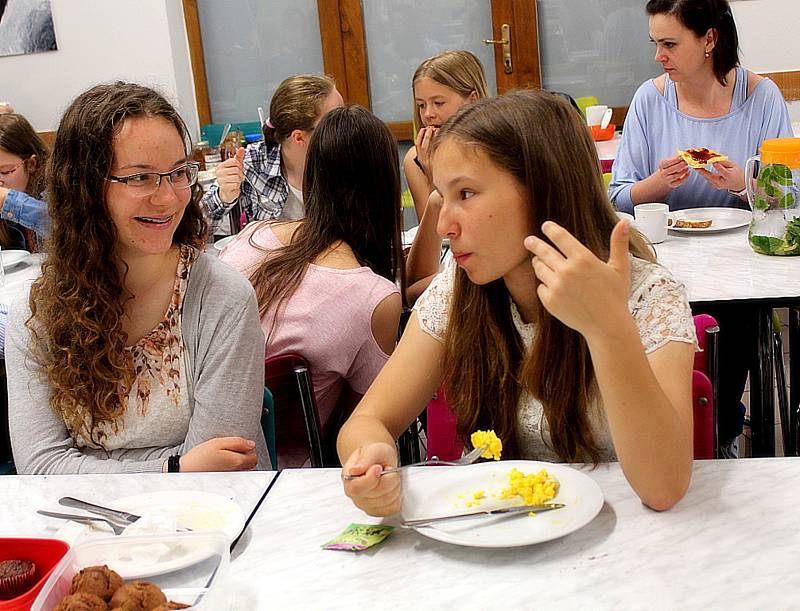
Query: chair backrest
264 354 324 469
693 313 720 457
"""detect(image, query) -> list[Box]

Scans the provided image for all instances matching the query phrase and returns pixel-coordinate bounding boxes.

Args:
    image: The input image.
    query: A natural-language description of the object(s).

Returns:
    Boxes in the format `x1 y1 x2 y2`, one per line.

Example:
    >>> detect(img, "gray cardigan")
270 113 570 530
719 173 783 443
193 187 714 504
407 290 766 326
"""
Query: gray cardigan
6 250 270 473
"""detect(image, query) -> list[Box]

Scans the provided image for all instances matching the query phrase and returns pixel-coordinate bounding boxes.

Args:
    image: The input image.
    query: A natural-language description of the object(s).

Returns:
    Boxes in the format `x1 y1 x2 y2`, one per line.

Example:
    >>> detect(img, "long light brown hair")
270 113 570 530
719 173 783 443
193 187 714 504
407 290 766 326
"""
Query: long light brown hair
0 113 49 248
435 90 653 462
262 74 336 145
411 50 490 132
249 105 405 334
28 82 208 447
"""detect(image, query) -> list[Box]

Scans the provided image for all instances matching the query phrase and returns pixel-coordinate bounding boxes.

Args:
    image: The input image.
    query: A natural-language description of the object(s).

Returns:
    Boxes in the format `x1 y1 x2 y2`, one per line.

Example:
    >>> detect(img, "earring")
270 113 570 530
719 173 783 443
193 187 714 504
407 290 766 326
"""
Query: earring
705 52 710 58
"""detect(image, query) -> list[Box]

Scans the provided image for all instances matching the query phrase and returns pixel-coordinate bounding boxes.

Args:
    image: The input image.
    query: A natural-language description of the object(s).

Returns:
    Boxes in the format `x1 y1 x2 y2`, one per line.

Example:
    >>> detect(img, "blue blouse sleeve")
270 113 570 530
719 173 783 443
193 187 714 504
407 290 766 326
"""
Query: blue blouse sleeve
756 78 794 140
608 83 655 214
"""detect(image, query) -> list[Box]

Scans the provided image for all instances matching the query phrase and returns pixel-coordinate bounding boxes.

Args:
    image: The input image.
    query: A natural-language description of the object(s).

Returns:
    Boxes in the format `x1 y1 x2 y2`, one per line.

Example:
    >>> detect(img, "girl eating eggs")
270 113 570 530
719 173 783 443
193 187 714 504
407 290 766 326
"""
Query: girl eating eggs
339 91 697 515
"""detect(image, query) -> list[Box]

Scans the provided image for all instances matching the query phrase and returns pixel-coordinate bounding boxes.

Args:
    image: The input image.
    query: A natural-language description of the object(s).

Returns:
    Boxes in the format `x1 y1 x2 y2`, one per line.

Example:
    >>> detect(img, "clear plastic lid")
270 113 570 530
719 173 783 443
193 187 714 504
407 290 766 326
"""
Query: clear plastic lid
32 532 229 610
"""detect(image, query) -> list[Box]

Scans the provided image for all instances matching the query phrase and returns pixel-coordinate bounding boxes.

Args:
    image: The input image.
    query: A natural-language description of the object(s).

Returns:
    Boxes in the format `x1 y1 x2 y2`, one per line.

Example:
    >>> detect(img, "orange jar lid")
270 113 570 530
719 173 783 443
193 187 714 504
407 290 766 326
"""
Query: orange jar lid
760 138 800 169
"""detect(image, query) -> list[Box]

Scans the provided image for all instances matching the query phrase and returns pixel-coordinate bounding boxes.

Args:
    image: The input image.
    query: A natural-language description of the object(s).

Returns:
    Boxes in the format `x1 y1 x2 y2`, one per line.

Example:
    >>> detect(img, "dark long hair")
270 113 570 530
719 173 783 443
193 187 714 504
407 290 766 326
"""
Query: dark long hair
249 105 405 333
435 91 653 462
646 0 740 86
0 113 49 248
28 82 207 447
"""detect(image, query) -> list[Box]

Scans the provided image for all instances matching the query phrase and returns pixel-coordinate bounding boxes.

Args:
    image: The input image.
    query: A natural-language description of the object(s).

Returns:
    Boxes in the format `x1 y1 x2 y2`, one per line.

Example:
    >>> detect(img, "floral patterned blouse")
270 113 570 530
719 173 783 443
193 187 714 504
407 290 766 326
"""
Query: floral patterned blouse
413 255 698 462
76 246 196 450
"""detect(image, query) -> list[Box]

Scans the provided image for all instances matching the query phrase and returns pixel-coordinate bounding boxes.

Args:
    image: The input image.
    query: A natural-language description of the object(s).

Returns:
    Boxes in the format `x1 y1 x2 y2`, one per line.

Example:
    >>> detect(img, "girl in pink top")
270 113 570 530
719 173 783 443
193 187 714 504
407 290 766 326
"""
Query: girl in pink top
221 105 405 467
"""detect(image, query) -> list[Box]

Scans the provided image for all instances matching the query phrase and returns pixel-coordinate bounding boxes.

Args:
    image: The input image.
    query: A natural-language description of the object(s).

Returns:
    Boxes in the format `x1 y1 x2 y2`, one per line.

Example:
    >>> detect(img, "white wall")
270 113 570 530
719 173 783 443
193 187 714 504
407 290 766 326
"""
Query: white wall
0 0 198 137
732 0 800 122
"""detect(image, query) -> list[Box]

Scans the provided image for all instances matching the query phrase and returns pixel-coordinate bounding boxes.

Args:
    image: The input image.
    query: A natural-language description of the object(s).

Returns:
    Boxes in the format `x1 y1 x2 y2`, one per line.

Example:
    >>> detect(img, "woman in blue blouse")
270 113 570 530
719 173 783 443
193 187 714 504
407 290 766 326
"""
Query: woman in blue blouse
609 0 792 214
611 0 794 457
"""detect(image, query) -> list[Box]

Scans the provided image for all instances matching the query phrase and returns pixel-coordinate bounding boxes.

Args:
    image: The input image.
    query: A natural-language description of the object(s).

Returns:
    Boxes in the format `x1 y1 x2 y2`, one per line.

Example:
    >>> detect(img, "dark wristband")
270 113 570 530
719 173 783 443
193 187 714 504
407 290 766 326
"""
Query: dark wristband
168 454 181 473
413 155 425 172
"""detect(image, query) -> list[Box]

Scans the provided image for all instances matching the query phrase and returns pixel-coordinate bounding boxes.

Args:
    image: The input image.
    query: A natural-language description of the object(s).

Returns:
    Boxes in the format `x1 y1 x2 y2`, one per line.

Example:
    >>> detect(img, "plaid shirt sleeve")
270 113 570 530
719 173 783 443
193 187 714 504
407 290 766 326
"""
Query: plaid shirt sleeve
201 142 287 224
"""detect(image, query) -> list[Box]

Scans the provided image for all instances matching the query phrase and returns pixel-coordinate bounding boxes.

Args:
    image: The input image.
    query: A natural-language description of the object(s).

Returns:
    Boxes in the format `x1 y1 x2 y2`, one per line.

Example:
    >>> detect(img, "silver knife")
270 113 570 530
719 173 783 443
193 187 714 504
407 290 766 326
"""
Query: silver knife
59 496 141 524
402 503 565 528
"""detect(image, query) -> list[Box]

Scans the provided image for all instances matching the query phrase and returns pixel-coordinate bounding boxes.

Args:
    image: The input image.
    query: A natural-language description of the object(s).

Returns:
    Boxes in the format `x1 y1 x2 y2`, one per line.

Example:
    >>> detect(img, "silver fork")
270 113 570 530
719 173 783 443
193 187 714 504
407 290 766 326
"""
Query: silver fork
342 445 487 480
37 510 128 535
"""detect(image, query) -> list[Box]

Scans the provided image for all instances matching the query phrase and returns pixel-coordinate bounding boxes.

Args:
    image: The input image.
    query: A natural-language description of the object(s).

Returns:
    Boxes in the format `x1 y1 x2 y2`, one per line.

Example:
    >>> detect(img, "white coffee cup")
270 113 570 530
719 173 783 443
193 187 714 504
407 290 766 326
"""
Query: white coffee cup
634 203 669 244
585 104 609 126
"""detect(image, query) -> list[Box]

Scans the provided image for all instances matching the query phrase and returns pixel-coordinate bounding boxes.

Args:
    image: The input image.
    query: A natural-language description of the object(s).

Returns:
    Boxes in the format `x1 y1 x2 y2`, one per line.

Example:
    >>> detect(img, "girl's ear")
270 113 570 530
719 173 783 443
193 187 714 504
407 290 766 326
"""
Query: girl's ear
468 90 479 102
289 129 307 146
27 154 37 172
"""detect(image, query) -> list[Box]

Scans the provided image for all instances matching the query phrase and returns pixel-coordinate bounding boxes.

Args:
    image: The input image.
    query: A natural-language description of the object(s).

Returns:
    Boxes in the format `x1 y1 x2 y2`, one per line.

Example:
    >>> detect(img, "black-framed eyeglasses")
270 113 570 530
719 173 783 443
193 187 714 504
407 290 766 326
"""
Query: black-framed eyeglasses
107 162 200 196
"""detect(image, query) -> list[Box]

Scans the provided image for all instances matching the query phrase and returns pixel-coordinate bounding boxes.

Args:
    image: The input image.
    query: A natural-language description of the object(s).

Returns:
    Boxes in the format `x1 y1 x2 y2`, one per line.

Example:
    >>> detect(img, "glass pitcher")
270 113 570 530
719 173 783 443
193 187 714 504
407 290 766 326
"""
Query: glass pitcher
745 138 800 255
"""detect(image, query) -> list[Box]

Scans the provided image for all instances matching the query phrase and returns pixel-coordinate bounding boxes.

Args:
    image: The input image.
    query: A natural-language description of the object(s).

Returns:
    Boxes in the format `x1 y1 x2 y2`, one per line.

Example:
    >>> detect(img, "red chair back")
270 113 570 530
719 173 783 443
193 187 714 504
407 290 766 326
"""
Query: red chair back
264 354 324 468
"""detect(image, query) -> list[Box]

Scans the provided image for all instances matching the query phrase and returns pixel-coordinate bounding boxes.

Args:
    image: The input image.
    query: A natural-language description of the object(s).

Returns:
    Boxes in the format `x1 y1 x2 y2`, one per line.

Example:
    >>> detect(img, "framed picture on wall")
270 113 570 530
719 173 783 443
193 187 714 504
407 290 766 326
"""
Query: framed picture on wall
0 0 58 58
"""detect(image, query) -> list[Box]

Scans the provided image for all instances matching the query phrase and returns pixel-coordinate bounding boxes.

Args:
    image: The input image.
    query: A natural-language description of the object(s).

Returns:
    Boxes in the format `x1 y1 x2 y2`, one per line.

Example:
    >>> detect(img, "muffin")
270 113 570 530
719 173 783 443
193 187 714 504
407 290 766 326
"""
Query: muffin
108 581 167 611
70 565 124 602
0 559 36 599
54 592 109 611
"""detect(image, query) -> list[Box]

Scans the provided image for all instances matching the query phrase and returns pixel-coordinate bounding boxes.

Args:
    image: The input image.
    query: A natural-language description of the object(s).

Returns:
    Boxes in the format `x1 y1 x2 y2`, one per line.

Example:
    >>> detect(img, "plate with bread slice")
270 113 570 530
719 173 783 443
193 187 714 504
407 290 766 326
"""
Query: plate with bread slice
668 207 751 233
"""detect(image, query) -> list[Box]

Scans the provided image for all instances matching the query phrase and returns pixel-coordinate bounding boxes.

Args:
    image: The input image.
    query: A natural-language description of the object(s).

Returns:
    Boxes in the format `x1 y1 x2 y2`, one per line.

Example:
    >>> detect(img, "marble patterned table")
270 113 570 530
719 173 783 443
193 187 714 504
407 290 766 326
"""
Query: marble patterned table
4 462 800 609
0 471 275 539
654 226 800 457
230 461 800 609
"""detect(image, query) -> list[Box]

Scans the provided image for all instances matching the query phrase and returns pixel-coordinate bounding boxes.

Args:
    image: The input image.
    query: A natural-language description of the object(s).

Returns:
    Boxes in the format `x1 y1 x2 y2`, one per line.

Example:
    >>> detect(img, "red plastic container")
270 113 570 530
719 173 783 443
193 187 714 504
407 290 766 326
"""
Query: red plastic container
0 539 70 611
590 123 616 141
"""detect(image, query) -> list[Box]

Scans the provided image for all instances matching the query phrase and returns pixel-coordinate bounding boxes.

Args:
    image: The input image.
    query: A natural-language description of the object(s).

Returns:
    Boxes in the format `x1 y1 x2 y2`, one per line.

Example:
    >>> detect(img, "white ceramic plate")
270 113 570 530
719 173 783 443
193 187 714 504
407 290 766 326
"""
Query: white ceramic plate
54 491 244 542
1 249 30 267
401 460 603 548
212 235 237 252
51 492 243 579
668 207 751 233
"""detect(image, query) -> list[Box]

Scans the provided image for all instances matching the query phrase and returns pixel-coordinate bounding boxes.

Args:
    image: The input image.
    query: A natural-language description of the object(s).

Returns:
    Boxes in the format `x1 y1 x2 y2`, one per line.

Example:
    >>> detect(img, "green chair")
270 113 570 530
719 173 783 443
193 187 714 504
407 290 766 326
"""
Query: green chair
262 387 277 470
575 95 599 120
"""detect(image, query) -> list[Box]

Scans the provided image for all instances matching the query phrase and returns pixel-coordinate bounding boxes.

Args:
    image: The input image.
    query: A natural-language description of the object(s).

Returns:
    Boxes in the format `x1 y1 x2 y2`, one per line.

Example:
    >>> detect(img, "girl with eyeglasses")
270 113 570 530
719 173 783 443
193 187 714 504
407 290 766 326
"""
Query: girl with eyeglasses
0 113 49 251
6 82 270 474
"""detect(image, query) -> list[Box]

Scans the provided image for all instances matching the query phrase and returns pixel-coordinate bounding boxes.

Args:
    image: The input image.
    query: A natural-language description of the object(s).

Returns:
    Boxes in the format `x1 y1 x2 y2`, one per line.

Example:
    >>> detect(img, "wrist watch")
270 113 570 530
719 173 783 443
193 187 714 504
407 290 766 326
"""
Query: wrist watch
167 454 181 473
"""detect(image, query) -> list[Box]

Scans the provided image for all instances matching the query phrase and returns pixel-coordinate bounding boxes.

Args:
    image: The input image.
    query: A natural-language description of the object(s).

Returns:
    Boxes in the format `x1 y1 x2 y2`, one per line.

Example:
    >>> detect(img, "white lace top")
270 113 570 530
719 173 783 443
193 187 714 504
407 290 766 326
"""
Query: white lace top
413 255 697 461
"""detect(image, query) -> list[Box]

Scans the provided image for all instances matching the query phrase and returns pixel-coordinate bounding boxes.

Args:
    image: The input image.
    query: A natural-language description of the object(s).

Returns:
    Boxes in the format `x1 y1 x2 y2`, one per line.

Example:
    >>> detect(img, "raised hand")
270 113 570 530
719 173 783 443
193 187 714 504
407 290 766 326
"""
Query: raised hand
341 442 401 516
414 126 438 179
216 147 246 204
525 220 632 339
655 155 690 190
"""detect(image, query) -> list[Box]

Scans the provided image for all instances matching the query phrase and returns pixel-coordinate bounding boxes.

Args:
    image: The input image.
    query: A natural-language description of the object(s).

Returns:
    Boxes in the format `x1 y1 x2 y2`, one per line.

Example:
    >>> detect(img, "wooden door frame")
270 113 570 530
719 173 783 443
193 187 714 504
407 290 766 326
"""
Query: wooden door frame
182 1 799 140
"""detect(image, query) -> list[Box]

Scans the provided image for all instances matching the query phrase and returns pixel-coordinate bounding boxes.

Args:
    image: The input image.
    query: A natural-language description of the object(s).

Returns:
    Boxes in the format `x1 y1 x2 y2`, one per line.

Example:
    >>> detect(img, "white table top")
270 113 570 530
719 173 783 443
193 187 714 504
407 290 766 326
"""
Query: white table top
3 461 800 608
654 226 800 303
233 459 800 610
0 471 274 539
0 252 42 305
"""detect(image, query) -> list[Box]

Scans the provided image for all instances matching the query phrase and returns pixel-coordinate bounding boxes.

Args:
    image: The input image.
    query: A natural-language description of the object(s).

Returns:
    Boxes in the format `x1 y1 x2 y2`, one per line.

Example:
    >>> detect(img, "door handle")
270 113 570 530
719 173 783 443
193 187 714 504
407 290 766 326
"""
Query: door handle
483 23 512 74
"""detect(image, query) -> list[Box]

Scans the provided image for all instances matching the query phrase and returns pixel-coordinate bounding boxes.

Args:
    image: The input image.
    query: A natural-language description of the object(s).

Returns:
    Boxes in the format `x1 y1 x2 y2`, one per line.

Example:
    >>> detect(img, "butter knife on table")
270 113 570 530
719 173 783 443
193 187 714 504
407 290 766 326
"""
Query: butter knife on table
402 503 565 528
59 496 141 524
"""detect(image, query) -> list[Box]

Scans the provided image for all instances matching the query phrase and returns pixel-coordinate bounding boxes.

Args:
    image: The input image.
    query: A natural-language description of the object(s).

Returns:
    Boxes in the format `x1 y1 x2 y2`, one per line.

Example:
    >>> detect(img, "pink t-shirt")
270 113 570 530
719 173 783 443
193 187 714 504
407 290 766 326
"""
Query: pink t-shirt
220 222 399 432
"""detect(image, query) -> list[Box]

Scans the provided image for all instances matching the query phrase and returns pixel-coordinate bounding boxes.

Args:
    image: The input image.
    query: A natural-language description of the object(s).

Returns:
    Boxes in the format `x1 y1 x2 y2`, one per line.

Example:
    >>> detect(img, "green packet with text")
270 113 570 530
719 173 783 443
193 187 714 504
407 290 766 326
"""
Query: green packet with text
322 523 394 552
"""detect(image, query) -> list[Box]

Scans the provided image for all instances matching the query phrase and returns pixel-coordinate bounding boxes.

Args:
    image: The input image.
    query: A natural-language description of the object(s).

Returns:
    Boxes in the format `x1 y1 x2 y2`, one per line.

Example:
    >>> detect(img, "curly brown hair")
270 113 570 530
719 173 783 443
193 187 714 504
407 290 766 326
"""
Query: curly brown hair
27 82 208 447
